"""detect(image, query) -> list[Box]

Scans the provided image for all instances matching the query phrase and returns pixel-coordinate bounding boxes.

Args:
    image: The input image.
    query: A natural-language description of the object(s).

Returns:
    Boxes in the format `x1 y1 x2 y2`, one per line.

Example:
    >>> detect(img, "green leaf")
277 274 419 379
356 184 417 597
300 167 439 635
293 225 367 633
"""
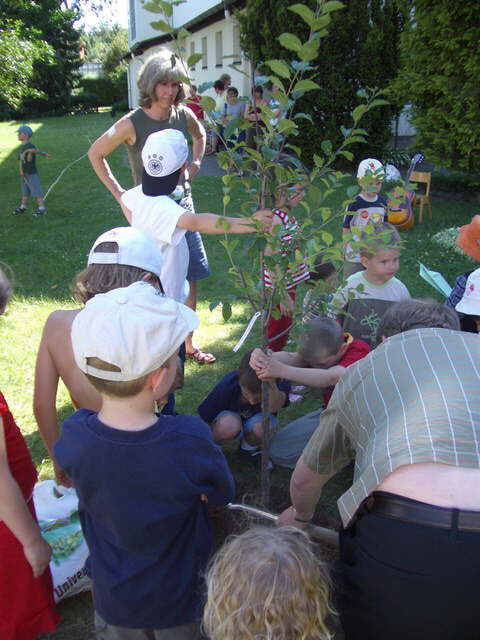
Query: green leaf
338 150 354 161
312 14 331 30
288 3 316 27
298 40 320 61
323 1 345 12
313 154 324 168
223 195 231 207
187 53 203 67
292 79 320 93
265 59 291 79
370 99 390 108
294 112 313 123
321 231 333 246
347 185 360 199
200 96 216 111
352 104 368 121
321 139 333 155
142 2 165 14
209 300 221 312
277 118 297 134
222 301 232 322
278 33 302 53
176 27 191 40
149 20 174 33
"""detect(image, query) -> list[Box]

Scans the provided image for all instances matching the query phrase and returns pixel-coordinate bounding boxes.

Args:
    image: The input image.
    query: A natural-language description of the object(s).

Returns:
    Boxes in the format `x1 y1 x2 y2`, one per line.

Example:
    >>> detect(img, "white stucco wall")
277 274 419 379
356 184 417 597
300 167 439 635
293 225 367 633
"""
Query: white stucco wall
127 1 251 108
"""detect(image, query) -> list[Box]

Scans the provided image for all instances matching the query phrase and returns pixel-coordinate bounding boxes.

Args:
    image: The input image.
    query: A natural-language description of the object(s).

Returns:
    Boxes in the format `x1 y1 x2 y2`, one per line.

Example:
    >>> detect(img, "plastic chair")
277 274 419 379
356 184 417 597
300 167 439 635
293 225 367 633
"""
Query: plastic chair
410 170 432 223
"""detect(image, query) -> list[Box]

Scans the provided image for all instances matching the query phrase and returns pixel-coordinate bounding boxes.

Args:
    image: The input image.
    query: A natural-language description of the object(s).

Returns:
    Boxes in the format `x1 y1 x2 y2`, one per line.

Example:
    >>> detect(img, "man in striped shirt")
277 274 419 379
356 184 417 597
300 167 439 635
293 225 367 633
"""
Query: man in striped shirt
279 299 480 640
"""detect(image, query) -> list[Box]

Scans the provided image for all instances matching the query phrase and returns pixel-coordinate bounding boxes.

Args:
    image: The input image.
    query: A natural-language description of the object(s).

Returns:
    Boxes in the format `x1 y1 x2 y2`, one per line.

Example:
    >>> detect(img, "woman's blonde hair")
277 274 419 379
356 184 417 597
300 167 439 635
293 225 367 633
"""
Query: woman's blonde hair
72 242 162 304
138 49 186 107
203 526 334 640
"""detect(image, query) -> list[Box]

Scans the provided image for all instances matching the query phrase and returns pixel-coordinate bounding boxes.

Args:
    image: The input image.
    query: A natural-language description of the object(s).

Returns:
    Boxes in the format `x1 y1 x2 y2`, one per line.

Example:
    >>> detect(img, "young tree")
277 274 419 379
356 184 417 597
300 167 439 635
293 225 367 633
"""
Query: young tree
393 1 480 173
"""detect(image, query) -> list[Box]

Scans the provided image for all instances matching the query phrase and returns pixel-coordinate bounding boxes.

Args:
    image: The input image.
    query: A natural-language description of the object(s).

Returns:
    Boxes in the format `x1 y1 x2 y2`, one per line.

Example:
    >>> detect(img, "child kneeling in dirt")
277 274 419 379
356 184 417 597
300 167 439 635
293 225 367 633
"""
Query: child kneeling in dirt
250 317 370 468
54 282 234 639
197 349 291 467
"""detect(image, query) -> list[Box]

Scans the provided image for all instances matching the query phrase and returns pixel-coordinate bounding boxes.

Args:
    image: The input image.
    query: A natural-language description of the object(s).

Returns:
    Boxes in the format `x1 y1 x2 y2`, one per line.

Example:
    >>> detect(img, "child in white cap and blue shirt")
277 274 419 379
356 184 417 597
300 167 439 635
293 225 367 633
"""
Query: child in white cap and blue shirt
54 281 234 639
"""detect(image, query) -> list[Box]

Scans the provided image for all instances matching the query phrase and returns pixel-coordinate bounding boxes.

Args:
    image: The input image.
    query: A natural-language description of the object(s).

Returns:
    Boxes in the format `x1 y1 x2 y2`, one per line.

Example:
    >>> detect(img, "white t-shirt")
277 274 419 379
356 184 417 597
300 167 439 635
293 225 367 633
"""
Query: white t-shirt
331 271 410 310
121 186 189 302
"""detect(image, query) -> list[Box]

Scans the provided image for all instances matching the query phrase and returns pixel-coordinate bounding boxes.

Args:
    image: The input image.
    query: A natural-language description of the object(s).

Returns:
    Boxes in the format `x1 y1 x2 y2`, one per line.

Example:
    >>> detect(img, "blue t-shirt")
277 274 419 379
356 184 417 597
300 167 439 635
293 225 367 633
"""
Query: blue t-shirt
197 370 291 423
54 409 235 629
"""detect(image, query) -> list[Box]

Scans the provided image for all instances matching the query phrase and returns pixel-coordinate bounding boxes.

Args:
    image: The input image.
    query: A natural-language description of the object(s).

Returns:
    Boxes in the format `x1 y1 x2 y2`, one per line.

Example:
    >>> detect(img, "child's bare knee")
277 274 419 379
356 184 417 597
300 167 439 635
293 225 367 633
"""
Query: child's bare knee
213 413 242 443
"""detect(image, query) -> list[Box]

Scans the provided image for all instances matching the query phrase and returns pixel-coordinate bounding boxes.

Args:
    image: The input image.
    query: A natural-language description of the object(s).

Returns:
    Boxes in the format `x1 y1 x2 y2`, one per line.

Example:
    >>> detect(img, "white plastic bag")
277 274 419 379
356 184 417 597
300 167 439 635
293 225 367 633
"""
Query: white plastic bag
33 480 91 603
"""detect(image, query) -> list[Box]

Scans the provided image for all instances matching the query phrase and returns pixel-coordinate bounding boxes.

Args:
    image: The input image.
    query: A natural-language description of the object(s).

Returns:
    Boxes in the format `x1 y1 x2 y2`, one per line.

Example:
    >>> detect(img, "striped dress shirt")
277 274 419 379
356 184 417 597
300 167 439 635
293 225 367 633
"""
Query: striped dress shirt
303 327 480 527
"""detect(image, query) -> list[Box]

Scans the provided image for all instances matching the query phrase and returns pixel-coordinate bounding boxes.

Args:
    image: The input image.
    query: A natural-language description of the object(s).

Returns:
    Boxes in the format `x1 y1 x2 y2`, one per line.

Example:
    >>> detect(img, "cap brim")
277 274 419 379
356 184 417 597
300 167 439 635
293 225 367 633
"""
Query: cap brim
141 167 182 197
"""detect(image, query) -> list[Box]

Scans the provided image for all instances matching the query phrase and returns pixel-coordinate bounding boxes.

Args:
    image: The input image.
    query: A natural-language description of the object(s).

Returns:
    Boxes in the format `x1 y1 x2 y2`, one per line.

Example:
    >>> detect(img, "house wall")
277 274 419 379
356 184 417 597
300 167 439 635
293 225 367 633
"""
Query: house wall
127 0 251 108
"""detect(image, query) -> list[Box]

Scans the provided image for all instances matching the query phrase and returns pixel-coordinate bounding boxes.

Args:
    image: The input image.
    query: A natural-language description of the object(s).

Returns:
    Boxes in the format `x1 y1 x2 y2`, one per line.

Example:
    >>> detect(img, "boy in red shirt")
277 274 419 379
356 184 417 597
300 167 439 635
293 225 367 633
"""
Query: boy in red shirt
250 317 370 468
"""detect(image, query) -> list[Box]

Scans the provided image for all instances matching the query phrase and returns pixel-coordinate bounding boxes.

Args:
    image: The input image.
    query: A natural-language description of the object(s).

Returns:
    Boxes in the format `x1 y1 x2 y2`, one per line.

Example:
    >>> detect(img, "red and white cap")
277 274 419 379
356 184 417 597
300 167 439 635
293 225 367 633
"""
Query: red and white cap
357 158 385 179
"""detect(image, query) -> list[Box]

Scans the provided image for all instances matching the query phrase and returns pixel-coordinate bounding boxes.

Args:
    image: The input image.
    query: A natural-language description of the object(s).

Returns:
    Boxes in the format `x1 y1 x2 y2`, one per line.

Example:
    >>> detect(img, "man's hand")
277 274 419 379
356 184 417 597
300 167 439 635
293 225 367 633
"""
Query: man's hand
23 536 52 578
252 208 274 232
277 505 309 529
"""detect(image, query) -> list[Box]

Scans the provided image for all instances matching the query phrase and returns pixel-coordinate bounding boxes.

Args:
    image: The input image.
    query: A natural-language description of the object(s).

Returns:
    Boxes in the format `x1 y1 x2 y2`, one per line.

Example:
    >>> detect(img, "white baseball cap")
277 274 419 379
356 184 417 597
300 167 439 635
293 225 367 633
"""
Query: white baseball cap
88 227 163 279
141 129 189 197
455 269 480 316
72 281 199 382
357 158 385 179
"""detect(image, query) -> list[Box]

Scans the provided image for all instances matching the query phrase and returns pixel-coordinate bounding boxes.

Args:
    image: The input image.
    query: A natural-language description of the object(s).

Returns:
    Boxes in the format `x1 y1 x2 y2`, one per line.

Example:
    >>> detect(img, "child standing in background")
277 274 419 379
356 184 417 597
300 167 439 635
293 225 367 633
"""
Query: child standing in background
333 222 410 346
13 125 51 217
264 172 310 351
343 158 388 278
0 268 59 640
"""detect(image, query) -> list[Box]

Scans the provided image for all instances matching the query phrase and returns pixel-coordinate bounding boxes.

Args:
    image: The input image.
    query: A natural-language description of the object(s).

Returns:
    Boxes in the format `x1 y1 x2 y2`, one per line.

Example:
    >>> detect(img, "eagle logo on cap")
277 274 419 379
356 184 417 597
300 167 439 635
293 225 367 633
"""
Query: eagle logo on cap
147 154 163 176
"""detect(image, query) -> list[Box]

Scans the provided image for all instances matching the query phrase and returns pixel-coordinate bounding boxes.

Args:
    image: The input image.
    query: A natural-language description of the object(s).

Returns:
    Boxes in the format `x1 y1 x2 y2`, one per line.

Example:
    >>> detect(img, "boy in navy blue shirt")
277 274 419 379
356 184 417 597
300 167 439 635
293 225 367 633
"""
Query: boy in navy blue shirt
198 349 290 463
54 282 234 639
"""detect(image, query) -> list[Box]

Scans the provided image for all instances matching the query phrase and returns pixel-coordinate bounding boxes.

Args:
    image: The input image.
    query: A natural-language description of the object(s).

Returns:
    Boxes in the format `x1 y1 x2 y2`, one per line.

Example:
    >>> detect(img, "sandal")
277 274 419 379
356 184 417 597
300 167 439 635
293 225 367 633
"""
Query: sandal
186 348 217 364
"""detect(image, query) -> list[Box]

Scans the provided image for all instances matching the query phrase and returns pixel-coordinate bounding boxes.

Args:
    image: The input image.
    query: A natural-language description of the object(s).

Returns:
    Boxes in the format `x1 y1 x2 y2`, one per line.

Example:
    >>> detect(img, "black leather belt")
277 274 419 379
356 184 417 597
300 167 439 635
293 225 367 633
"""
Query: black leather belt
367 492 480 532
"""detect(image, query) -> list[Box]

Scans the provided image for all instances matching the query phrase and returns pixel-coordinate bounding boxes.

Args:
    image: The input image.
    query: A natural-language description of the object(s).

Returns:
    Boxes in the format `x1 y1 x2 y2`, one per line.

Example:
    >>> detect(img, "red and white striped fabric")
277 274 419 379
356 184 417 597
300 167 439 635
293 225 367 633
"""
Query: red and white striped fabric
263 208 310 290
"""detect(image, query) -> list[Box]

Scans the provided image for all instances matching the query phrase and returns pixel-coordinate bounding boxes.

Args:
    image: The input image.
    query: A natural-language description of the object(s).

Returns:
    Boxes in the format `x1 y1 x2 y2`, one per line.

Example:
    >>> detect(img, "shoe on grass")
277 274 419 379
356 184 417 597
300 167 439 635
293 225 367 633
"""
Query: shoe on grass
32 208 45 216
13 206 27 215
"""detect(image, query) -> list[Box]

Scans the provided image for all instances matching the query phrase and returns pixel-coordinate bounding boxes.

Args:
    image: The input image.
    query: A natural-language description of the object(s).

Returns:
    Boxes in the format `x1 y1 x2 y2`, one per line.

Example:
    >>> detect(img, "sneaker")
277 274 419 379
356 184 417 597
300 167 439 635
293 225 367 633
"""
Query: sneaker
291 385 306 393
13 206 27 215
288 392 304 404
32 208 45 216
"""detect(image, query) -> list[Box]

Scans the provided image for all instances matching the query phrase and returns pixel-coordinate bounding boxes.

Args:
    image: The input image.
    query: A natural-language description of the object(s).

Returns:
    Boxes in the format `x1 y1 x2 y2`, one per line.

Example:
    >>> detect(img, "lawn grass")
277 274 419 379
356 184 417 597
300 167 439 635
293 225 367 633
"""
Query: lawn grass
1 113 479 637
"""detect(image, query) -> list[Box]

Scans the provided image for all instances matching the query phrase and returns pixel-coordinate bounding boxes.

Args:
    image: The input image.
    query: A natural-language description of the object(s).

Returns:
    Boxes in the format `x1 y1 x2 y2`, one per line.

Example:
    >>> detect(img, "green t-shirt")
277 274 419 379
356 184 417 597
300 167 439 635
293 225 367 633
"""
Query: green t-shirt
18 141 37 175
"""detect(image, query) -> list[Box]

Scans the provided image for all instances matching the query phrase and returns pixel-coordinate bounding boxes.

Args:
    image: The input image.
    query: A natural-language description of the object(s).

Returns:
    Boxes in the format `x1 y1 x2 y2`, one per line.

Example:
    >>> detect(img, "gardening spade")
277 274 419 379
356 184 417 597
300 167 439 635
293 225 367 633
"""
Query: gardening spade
227 503 339 546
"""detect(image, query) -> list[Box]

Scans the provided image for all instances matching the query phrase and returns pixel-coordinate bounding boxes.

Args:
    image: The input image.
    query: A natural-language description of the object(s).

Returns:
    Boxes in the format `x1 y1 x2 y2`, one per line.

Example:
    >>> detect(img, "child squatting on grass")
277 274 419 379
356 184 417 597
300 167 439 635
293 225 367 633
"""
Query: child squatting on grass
197 349 291 466
13 124 51 217
34 227 167 487
54 281 235 639
0 268 59 640
203 526 334 640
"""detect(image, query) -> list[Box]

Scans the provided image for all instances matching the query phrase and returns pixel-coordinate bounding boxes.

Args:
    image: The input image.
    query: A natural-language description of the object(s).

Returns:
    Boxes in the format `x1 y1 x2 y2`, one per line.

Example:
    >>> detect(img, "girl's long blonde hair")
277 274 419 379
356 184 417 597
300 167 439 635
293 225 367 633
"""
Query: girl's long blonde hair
203 526 334 640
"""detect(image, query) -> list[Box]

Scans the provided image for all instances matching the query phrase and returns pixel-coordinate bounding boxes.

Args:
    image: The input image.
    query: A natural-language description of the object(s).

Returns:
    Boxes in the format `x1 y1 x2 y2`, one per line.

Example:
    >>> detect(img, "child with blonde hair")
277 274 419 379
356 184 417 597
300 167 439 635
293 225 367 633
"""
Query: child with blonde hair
203 526 333 640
